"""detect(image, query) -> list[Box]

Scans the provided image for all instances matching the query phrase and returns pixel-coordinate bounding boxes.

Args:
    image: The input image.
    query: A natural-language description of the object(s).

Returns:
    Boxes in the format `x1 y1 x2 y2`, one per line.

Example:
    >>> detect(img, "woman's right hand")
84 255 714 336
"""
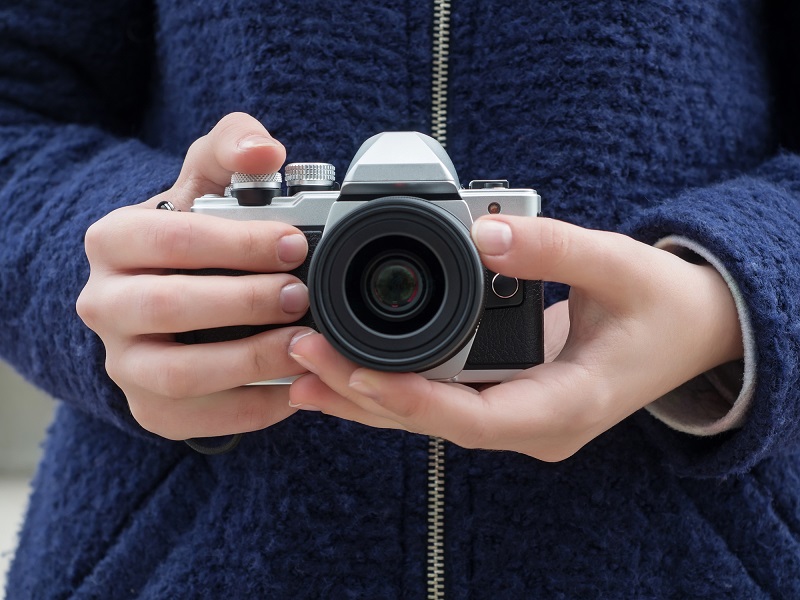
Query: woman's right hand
76 113 312 440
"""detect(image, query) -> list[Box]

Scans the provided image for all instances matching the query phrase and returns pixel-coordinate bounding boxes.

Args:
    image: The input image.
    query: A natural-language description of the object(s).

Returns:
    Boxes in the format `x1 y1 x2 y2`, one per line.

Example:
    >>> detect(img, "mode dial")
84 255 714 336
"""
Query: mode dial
285 163 337 194
226 172 283 206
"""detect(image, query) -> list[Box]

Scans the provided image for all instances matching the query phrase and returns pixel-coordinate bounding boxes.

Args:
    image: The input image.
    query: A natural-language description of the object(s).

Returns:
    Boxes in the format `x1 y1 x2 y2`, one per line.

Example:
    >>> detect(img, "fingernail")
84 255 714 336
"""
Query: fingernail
288 400 322 412
237 134 277 151
278 234 308 263
288 330 317 371
472 219 512 256
288 329 316 353
280 283 309 314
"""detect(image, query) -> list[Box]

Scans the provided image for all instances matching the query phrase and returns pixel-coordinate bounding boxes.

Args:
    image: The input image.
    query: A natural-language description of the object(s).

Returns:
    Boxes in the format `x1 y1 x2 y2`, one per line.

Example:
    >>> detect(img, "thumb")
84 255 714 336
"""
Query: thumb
162 112 287 207
471 215 648 300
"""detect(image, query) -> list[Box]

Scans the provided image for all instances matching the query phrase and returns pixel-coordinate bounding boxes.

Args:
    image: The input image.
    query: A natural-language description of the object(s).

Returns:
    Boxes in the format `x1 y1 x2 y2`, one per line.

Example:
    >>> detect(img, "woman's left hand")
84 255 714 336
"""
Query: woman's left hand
287 215 743 461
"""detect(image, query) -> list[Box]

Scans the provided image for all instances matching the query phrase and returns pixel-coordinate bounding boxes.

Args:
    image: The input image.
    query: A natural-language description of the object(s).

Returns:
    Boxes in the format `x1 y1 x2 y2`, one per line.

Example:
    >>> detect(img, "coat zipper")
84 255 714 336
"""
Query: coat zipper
427 2 451 598
431 0 451 147
426 436 447 599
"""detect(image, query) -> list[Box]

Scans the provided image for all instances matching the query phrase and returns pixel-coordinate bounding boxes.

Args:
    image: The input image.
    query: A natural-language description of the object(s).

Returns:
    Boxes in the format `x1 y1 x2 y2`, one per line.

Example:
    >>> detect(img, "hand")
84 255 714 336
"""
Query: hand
287 215 743 461
77 113 313 440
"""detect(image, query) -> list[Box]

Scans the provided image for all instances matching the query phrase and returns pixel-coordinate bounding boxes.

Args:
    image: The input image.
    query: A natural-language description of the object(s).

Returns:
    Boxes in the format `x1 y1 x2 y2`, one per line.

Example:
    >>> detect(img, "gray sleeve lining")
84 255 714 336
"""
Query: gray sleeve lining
646 236 756 436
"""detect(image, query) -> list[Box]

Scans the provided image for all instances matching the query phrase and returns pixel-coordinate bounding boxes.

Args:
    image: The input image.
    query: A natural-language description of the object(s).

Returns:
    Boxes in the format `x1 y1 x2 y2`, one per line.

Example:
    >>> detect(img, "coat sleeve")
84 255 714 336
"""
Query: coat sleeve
620 3 800 478
0 0 182 437
625 153 800 477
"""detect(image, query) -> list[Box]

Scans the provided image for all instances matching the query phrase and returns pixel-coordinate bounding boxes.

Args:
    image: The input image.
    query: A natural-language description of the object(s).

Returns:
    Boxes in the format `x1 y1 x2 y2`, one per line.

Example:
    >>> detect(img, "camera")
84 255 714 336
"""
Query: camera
181 132 544 383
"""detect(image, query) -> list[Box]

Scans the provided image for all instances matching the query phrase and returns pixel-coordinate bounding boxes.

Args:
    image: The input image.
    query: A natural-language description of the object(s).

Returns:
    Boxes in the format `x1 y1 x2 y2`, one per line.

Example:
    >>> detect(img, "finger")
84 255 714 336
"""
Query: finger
126 384 297 440
168 112 286 203
289 373 406 430
289 332 489 439
109 326 315 399
287 332 396 413
471 215 655 300
105 273 308 335
345 363 603 459
345 368 512 449
543 300 570 362
290 332 604 457
84 207 308 272
289 335 604 457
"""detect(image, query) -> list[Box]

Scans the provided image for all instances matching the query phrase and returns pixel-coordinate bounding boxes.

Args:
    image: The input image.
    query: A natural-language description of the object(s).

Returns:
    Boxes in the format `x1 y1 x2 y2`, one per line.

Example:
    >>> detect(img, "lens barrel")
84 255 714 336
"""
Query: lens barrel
308 196 485 372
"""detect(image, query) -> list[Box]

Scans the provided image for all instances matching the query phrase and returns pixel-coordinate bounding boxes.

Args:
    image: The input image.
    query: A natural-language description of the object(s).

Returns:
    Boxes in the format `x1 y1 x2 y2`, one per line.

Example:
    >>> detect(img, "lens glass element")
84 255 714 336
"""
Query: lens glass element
367 256 422 314
346 238 439 331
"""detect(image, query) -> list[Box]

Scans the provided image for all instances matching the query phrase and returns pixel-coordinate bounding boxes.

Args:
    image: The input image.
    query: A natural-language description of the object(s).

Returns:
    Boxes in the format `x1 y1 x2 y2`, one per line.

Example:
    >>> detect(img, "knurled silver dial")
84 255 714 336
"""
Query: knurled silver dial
285 162 336 186
225 172 282 197
230 172 282 185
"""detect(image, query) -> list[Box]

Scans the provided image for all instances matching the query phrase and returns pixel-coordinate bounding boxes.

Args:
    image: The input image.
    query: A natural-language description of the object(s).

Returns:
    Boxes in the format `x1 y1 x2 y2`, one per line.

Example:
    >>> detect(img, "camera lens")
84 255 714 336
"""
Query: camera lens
366 254 425 316
308 196 485 372
345 238 442 335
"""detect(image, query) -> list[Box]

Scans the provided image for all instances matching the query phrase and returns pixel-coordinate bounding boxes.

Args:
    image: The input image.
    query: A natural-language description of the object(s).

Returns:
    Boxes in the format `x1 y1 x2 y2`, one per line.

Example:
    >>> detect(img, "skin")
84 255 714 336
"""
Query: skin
78 113 744 459
288 217 744 461
77 113 310 439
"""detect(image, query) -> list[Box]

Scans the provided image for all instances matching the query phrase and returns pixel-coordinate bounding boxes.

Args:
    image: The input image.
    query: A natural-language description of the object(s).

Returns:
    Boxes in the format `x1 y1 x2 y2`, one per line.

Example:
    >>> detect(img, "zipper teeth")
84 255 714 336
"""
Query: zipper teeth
428 2 451 598
431 0 451 147
427 435 446 600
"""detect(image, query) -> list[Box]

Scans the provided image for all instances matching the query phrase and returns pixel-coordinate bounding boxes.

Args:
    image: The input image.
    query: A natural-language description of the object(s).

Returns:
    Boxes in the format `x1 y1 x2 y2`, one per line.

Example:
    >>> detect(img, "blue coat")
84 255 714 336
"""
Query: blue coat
2 0 800 597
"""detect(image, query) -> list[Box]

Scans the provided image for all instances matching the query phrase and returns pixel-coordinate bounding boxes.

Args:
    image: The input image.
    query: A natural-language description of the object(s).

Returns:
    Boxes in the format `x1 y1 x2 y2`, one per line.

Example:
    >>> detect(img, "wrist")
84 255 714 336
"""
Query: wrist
655 235 747 372
694 262 744 368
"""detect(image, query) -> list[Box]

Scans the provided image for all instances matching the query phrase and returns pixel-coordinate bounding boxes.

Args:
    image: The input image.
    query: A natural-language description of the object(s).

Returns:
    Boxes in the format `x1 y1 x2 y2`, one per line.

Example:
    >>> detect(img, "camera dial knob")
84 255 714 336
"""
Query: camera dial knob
285 163 338 194
226 172 283 206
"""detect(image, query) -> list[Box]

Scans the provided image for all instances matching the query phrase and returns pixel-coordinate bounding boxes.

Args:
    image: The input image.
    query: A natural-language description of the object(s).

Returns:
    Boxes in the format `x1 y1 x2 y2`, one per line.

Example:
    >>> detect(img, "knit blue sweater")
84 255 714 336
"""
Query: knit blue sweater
3 0 800 597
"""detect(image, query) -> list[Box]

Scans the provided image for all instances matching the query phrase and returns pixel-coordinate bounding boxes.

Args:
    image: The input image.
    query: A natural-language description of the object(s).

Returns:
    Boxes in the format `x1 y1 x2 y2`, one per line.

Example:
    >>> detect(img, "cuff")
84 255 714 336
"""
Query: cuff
645 235 757 436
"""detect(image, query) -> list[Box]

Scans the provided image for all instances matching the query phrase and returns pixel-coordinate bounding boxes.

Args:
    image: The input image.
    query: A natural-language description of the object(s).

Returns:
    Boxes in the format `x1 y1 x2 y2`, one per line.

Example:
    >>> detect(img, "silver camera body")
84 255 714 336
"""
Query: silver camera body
188 132 544 383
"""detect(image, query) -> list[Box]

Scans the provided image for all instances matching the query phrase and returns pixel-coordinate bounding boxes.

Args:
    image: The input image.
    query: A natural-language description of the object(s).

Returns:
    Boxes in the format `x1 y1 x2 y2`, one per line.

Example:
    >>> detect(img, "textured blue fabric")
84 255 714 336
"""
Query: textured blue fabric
2 0 800 597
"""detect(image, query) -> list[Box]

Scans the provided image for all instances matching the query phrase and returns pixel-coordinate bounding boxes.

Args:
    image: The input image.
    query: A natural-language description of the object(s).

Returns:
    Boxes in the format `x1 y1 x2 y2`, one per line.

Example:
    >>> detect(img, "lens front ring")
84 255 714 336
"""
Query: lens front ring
308 196 485 372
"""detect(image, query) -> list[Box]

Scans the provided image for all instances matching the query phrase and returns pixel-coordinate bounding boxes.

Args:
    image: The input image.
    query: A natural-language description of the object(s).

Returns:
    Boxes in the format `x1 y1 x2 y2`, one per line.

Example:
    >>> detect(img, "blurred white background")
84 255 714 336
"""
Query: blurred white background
0 360 54 595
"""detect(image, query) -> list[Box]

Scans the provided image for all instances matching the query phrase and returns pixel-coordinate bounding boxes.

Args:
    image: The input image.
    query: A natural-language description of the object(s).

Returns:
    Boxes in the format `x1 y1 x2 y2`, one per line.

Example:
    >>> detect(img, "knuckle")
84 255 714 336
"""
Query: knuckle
178 138 210 195
207 112 264 158
146 216 194 263
214 112 264 142
83 211 124 263
83 220 105 259
215 111 250 135
152 359 197 399
128 398 182 439
138 282 182 331
234 397 270 433
109 358 183 437
186 134 207 159
243 277 270 319
127 397 158 433
116 349 195 438
246 336 274 380
245 279 261 317
537 219 571 275
75 286 99 328
104 355 124 387
238 226 265 265
181 135 208 170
